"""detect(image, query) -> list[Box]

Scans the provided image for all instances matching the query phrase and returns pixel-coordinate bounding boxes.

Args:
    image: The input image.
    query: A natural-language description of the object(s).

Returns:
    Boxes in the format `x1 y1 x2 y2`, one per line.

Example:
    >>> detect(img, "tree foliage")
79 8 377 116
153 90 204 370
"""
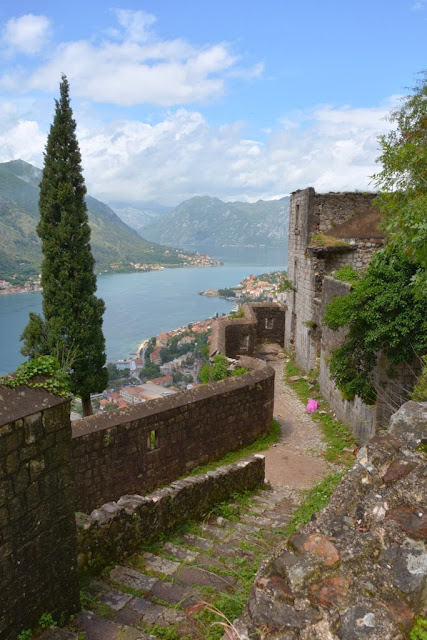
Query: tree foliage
324 249 427 404
324 74 427 404
372 71 427 296
20 75 107 415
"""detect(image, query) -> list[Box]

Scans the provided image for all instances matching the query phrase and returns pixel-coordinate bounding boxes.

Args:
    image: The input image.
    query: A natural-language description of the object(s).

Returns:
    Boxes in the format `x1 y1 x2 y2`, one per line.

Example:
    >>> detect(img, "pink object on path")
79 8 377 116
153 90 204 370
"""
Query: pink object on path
306 398 320 413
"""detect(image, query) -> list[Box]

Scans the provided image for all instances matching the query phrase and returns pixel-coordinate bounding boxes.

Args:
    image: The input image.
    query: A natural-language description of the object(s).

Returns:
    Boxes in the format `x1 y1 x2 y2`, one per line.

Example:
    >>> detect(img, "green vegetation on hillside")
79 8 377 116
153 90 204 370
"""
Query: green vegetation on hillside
0 161 192 278
142 194 290 248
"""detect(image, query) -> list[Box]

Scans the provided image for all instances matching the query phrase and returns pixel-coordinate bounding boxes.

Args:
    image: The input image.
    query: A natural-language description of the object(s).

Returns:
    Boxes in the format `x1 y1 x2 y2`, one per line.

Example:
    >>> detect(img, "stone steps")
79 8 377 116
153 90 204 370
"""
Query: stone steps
70 486 298 640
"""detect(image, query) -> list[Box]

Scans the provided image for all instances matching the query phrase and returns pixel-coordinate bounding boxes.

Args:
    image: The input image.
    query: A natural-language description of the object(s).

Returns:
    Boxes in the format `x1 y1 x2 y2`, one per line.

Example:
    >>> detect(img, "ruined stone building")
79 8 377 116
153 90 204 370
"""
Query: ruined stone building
284 187 419 441
284 187 383 372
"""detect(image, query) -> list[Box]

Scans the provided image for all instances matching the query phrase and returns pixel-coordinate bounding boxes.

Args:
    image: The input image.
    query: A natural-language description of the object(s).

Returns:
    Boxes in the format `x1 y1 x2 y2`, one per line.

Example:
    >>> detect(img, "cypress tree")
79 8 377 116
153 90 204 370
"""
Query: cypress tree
21 75 108 415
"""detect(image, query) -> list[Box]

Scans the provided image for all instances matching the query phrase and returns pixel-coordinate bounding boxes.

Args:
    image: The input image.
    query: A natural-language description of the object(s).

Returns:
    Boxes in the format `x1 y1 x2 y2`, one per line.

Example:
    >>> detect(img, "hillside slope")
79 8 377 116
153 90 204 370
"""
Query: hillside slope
0 160 189 277
142 195 290 249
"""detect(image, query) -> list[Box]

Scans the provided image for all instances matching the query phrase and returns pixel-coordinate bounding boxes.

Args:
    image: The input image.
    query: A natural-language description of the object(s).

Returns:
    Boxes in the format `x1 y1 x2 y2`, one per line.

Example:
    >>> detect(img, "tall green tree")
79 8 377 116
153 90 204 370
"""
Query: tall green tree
372 71 427 297
21 75 108 415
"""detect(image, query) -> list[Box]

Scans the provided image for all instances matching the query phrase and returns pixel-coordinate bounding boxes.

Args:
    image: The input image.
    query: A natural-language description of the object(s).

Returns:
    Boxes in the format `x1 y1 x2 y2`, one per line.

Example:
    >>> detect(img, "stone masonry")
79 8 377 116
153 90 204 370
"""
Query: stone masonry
284 187 383 373
0 385 80 640
72 356 274 513
229 401 427 639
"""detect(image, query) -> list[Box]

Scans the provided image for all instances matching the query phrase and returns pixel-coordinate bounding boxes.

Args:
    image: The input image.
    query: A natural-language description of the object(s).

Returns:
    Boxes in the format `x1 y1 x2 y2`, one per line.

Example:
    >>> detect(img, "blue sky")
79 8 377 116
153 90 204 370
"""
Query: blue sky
0 1 425 205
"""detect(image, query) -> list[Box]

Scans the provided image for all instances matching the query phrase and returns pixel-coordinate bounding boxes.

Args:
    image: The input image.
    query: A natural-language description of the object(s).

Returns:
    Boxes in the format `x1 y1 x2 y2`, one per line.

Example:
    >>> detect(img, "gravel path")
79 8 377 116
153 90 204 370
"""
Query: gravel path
257 347 334 490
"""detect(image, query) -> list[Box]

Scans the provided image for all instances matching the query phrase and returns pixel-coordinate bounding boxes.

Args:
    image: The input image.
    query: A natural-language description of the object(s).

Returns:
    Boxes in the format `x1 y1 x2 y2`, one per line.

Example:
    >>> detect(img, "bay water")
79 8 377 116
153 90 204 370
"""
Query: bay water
0 246 286 376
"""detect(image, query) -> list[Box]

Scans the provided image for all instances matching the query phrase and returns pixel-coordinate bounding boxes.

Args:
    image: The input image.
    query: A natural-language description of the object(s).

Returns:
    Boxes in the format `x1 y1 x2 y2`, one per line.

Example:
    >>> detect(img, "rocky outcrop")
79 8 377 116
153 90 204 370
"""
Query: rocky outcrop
231 402 427 639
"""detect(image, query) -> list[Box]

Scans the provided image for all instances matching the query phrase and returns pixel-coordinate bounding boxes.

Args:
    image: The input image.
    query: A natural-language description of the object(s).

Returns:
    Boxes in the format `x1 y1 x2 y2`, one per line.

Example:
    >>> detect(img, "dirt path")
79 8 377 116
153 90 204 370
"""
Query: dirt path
258 348 333 490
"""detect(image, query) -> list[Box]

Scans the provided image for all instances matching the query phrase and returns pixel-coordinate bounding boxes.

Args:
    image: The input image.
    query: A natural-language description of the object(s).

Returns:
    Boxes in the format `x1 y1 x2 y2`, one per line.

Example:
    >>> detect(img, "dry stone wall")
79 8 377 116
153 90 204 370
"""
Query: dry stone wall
0 386 80 640
72 356 274 513
231 402 427 640
76 455 265 574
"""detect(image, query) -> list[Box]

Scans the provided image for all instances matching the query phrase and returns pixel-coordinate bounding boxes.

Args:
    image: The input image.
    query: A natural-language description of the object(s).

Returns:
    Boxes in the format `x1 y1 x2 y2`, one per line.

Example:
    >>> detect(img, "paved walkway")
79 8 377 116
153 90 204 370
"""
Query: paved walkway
45 348 332 640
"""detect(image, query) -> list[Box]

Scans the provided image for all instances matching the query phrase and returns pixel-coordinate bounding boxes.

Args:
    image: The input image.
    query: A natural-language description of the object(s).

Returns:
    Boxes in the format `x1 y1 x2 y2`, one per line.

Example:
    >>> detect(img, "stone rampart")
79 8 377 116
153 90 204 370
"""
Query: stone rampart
76 455 265 574
0 386 80 640
72 356 274 512
210 302 285 359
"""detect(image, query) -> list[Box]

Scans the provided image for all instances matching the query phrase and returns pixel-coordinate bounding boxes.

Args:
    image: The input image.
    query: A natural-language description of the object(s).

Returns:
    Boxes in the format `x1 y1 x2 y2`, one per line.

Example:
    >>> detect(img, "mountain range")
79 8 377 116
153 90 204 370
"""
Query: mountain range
136 195 290 249
0 160 190 279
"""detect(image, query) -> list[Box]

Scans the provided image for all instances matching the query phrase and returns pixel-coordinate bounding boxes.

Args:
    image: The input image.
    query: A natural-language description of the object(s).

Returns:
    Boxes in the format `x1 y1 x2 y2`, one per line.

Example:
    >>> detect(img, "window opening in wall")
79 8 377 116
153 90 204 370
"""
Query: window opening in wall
147 430 158 451
240 334 249 351
295 203 300 231
265 318 274 330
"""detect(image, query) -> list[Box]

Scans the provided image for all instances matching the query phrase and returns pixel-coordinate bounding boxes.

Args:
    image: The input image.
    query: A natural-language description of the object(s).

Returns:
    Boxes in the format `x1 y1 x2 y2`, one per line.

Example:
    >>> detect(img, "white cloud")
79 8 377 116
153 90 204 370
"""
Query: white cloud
0 99 396 205
2 14 51 54
114 9 157 42
0 10 252 107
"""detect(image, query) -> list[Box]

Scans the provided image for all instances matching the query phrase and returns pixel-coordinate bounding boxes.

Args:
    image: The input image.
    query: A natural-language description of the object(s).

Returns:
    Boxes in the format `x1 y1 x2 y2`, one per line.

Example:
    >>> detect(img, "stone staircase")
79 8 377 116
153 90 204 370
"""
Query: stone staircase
52 487 298 640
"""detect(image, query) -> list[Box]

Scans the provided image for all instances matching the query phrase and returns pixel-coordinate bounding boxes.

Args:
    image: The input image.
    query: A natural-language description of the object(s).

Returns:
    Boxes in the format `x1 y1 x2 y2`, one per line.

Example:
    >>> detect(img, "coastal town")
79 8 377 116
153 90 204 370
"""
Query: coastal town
73 316 218 417
199 270 288 303
0 253 221 295
73 272 289 417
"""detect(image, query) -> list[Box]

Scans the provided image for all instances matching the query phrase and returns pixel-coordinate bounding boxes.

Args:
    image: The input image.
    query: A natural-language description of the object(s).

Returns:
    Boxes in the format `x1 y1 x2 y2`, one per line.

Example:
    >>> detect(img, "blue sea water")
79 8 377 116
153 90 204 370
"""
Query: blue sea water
0 246 286 376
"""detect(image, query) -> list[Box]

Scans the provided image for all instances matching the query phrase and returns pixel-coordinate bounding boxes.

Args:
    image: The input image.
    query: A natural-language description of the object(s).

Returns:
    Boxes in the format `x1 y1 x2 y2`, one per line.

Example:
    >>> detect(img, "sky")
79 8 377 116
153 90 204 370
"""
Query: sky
0 1 425 206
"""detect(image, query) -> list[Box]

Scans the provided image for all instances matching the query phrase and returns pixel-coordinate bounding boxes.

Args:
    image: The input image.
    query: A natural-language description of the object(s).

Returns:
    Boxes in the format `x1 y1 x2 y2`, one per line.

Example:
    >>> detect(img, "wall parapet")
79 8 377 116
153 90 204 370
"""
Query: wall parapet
72 356 274 512
76 454 265 573
0 386 80 640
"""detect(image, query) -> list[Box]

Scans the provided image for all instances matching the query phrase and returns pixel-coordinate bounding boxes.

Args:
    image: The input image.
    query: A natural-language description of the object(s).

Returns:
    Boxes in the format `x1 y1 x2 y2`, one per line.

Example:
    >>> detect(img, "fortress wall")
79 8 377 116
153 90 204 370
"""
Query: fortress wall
0 388 79 640
72 356 274 513
319 276 420 442
211 302 285 360
76 455 265 574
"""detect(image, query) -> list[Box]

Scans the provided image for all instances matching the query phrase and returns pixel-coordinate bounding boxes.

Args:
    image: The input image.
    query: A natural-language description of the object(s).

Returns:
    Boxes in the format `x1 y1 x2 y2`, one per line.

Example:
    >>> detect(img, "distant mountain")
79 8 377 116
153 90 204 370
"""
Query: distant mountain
108 201 172 235
142 195 290 249
0 160 191 278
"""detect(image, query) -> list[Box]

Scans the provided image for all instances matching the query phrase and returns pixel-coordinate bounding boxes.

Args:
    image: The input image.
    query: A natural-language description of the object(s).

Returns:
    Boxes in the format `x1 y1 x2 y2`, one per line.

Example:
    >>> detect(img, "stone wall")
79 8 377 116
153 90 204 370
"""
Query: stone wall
285 188 383 373
76 455 265 574
0 386 80 640
230 402 427 640
314 191 378 232
210 302 286 360
72 356 274 513
319 276 420 442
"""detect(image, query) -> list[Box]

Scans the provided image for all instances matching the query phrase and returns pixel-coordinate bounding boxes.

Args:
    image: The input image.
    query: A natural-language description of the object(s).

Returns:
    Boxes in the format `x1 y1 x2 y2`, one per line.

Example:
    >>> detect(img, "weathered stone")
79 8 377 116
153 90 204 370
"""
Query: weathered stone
142 551 180 575
109 566 157 592
383 458 418 485
74 611 150 640
309 577 351 607
388 401 427 450
338 603 401 640
162 542 199 562
99 588 133 610
381 543 427 597
385 505 427 540
289 533 340 566
148 579 200 608
175 566 238 591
